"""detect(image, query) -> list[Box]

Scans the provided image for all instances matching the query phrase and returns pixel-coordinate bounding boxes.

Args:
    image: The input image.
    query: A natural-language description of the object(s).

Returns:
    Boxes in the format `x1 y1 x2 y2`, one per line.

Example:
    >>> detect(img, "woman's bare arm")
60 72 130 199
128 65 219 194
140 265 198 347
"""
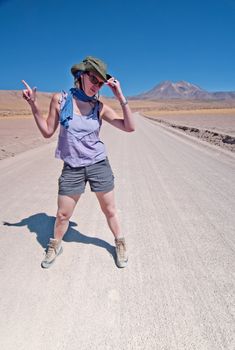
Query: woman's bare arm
22 80 60 138
100 77 135 132
100 103 135 132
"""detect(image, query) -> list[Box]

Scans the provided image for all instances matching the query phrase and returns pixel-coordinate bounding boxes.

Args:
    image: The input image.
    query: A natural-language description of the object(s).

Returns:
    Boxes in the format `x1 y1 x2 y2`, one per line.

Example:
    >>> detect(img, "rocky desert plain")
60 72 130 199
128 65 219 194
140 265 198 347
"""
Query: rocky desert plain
1 88 235 159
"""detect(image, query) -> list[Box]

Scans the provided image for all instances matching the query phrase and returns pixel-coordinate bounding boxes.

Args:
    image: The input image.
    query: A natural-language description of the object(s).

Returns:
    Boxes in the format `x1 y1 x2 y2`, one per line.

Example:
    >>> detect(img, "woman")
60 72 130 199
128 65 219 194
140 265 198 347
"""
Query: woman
22 56 135 269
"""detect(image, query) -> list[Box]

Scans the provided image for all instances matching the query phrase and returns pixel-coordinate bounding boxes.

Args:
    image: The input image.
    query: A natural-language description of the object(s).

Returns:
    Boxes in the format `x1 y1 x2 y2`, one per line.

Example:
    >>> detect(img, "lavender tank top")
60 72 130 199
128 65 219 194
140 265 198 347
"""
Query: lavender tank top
55 93 107 167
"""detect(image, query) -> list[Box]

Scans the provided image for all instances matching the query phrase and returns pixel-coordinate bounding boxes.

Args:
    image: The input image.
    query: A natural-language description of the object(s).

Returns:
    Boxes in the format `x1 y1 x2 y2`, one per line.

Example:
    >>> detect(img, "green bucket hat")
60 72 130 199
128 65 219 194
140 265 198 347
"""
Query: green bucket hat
71 56 111 81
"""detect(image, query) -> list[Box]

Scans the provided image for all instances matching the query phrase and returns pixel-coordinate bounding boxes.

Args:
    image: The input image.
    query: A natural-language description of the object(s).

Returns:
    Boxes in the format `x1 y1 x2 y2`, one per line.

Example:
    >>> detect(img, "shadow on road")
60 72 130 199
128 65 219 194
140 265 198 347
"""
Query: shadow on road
3 212 116 259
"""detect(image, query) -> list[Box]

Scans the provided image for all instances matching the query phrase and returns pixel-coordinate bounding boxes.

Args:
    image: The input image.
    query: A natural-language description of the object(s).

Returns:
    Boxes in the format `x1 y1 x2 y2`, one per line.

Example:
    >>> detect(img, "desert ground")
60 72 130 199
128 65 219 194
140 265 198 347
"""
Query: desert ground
0 90 235 159
0 91 235 349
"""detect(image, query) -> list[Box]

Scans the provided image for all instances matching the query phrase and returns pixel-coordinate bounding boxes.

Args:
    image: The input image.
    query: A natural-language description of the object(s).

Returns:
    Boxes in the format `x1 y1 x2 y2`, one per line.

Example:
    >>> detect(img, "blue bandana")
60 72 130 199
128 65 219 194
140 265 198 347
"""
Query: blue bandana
60 72 98 128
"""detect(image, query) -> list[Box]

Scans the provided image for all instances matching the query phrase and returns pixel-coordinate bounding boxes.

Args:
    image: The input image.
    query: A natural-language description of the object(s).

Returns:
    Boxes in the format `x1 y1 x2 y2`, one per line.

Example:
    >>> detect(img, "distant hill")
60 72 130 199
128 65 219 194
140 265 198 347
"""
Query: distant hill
130 81 235 100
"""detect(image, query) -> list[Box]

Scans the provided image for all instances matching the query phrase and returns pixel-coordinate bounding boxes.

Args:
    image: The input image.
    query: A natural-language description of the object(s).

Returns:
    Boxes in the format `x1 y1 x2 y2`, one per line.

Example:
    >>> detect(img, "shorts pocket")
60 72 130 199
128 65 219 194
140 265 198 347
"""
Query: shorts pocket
58 175 65 185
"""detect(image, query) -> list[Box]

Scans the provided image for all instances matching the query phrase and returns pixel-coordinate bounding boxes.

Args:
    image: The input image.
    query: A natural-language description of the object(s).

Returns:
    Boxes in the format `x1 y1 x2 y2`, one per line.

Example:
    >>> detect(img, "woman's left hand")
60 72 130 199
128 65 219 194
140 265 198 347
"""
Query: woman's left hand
105 77 123 100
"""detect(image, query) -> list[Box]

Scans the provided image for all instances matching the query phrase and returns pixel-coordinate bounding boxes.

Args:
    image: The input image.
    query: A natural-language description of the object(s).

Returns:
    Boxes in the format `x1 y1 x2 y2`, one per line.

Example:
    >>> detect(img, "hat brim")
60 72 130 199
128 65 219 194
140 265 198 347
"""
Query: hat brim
71 63 111 82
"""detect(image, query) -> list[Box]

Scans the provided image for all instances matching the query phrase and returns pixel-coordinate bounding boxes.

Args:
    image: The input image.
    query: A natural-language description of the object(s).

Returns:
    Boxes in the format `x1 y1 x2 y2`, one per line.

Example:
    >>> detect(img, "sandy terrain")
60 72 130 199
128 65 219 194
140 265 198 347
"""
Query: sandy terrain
128 98 235 112
0 90 55 159
143 110 235 153
142 108 235 135
0 117 58 160
1 90 235 159
0 91 119 160
1 91 235 349
0 115 235 349
1 110 234 159
0 90 52 117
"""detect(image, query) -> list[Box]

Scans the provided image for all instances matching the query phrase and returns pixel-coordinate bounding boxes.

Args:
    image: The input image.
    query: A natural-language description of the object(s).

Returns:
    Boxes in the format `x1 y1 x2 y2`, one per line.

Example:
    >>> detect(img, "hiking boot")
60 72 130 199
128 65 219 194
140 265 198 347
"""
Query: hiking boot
115 237 128 268
41 238 63 268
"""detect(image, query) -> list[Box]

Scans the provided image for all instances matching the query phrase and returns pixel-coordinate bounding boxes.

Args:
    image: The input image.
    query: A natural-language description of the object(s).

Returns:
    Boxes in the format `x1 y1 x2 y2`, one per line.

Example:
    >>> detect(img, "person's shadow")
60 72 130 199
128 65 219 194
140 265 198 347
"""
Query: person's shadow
3 212 116 262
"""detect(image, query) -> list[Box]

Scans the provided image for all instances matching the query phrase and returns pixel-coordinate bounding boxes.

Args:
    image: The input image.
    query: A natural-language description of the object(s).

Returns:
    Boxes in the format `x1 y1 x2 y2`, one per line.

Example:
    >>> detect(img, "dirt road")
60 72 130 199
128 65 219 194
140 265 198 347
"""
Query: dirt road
0 114 235 350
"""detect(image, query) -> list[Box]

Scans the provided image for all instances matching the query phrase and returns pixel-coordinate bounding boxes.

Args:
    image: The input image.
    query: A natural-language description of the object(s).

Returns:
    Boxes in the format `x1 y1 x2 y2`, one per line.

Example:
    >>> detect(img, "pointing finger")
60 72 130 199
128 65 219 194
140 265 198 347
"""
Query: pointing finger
21 80 31 90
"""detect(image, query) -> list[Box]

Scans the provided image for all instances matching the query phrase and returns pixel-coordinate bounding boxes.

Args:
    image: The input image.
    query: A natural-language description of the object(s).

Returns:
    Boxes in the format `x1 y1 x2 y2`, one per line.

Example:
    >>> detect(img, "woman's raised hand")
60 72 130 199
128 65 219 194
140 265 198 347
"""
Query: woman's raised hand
22 80 37 104
106 77 123 100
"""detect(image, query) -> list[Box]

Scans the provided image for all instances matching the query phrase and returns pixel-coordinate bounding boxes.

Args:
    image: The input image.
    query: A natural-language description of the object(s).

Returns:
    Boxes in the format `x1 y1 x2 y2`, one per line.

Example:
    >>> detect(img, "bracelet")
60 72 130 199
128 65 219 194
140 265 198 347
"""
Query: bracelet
120 99 128 106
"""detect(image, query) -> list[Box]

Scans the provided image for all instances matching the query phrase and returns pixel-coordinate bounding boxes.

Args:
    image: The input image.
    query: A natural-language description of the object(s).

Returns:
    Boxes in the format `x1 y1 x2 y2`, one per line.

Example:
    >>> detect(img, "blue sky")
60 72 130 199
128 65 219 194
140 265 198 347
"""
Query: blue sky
0 0 235 96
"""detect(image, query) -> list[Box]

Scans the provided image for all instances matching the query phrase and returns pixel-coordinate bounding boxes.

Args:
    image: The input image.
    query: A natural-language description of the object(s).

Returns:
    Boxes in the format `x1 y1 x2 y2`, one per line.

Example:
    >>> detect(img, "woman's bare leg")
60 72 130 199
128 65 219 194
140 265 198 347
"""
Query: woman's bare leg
95 190 122 239
95 190 128 268
41 194 81 268
54 194 81 241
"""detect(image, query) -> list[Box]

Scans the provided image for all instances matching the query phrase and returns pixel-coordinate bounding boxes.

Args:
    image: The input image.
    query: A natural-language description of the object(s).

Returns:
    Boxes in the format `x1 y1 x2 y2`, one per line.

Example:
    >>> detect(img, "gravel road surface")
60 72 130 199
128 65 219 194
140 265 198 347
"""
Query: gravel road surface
0 114 235 350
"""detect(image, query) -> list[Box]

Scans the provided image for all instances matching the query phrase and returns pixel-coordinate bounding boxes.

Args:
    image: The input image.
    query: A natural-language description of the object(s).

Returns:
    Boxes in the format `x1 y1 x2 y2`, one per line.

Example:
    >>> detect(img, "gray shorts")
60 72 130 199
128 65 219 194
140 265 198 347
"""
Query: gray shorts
58 158 115 196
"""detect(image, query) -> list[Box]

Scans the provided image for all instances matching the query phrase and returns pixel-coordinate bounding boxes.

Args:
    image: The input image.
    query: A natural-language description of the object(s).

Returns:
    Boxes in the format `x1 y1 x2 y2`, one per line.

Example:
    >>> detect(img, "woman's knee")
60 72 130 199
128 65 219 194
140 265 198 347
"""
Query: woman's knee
56 194 80 222
102 204 116 218
56 210 71 222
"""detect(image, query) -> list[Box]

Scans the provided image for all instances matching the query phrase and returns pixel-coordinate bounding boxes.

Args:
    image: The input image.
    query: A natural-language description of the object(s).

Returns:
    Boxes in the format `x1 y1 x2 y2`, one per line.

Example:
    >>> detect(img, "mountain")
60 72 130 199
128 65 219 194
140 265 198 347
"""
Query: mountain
130 81 235 100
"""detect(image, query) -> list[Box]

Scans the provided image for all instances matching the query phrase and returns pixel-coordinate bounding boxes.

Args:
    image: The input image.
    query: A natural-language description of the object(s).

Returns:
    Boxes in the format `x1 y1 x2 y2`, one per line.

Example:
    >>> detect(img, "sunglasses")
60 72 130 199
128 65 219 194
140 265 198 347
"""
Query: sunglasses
86 72 104 88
